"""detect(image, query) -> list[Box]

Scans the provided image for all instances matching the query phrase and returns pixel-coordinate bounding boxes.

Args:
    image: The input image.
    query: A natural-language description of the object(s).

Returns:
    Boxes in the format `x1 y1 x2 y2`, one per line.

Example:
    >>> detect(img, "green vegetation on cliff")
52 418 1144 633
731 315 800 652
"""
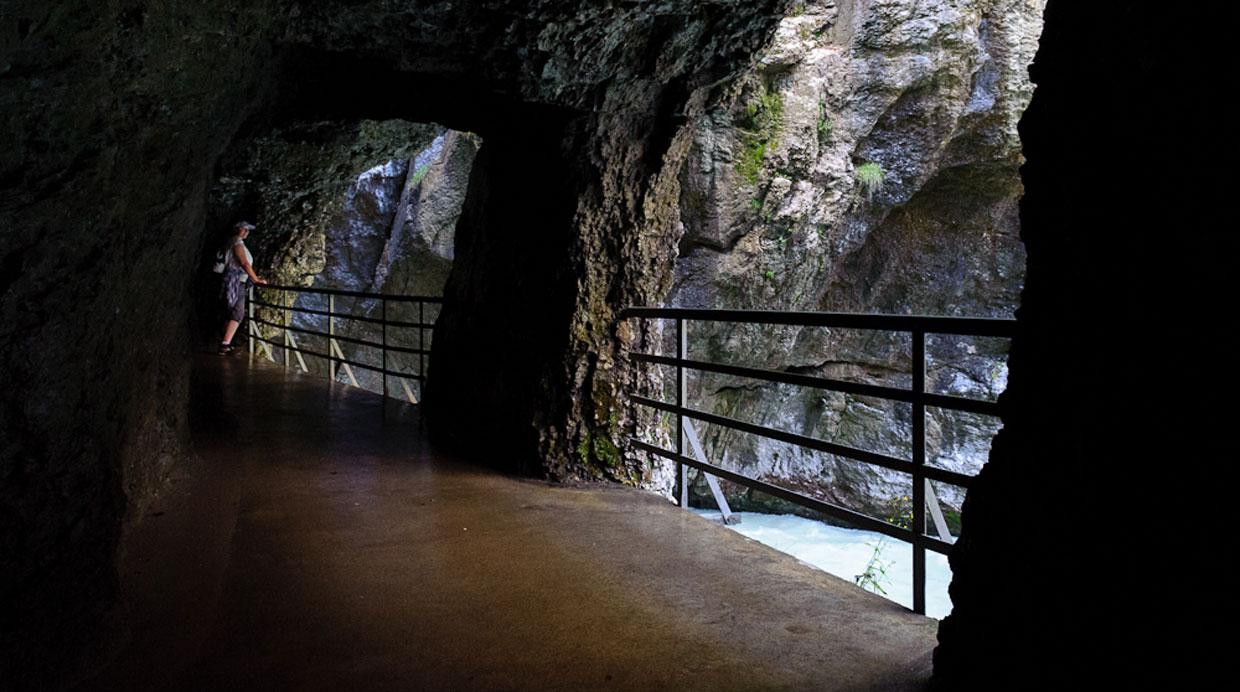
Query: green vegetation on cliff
855 161 885 200
735 87 784 184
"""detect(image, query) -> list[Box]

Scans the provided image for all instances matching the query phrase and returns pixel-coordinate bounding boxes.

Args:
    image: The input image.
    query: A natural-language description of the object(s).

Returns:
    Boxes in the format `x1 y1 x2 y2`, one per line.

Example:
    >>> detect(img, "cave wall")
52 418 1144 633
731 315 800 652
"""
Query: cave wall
931 0 1223 687
1 2 792 685
1 2 281 685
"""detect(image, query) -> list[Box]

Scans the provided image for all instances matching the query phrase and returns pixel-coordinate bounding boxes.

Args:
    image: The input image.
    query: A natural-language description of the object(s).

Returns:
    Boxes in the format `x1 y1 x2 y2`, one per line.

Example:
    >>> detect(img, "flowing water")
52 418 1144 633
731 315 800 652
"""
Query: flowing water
692 509 954 619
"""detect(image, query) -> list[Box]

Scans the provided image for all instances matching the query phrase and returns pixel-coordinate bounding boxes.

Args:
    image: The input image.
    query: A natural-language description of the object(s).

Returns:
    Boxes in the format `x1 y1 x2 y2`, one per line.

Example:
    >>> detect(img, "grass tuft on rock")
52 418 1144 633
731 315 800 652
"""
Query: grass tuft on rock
855 161 885 200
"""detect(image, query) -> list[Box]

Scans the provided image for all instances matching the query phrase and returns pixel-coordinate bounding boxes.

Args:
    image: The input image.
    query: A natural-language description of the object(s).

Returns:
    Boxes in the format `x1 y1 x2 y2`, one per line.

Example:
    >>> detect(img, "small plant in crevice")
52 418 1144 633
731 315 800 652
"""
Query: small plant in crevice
592 434 621 468
855 161 885 201
770 224 793 252
577 413 624 472
816 101 832 146
576 434 592 466
409 163 430 186
855 538 893 596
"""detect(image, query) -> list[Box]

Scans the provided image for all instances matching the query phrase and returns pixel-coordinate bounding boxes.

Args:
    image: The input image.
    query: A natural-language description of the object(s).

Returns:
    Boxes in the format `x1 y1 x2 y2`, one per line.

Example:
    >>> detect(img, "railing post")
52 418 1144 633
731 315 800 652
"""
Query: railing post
328 294 336 381
676 317 688 508
283 291 291 369
912 329 927 615
419 300 425 401
247 284 255 355
381 298 388 403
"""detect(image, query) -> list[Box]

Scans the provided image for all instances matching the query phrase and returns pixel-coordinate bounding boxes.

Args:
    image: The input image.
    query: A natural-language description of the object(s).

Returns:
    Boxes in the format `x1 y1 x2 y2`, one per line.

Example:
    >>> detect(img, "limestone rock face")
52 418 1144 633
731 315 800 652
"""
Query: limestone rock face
374 129 481 299
656 0 1044 520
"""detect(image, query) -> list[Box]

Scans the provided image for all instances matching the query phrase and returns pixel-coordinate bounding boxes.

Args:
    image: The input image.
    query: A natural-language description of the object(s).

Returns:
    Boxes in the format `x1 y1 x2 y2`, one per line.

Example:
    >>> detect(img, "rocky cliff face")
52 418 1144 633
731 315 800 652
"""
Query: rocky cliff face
652 0 1044 522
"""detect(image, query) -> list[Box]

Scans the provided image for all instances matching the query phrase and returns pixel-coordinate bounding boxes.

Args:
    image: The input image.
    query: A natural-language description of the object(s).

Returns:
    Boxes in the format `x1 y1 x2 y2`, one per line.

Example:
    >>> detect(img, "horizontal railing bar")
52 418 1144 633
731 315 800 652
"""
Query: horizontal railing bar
923 393 1001 417
259 282 443 303
631 439 952 555
632 396 908 474
253 318 428 356
621 307 1015 337
385 319 432 329
631 395 973 489
632 352 915 402
631 439 904 537
630 353 999 416
922 534 953 555
249 335 422 380
249 301 433 329
914 463 971 489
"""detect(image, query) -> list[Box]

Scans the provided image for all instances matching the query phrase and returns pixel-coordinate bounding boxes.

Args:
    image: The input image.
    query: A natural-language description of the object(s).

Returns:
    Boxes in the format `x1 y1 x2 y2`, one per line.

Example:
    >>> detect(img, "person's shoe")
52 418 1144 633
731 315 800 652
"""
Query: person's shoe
218 342 233 355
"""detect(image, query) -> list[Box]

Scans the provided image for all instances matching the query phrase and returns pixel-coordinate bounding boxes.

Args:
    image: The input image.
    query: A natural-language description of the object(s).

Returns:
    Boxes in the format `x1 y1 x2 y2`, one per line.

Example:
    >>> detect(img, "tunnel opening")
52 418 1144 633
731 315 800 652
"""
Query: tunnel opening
202 48 593 475
201 117 478 398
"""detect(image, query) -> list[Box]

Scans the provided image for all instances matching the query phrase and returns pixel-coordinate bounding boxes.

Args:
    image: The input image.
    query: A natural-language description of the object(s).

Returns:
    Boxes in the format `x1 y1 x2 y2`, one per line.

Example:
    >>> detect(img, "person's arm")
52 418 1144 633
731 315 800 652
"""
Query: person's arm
233 243 266 284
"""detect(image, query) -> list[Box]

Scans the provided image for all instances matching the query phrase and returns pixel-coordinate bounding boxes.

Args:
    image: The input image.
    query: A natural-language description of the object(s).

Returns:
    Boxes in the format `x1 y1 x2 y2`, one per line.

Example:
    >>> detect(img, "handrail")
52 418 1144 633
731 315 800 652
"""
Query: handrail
619 306 1016 337
251 317 430 356
263 282 443 303
249 299 432 329
622 306 1014 615
249 333 422 380
246 284 436 404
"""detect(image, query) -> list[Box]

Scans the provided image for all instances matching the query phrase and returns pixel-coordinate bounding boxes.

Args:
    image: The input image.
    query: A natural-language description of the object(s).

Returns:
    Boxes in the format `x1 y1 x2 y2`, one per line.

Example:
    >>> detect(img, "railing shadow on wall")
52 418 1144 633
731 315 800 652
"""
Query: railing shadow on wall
621 307 1016 615
245 283 440 404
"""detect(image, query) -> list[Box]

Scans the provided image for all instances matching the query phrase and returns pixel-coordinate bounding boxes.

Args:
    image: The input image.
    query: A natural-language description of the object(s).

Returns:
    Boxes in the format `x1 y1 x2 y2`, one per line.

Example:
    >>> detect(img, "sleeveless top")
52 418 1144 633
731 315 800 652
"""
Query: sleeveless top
224 239 254 282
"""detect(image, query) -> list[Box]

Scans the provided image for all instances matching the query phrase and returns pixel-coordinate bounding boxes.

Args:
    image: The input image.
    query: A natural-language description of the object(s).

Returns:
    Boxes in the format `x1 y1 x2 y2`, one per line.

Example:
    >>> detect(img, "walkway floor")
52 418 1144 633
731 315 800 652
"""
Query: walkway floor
85 356 938 691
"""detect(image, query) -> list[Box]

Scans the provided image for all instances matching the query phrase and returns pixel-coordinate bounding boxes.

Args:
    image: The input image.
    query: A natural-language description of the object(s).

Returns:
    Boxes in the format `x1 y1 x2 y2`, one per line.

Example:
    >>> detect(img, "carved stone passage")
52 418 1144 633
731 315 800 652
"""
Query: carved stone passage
0 3 791 685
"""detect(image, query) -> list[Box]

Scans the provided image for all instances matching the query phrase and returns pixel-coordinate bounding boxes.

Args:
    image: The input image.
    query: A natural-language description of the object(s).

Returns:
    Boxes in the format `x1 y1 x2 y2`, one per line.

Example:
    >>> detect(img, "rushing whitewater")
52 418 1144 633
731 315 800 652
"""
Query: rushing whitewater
692 509 953 619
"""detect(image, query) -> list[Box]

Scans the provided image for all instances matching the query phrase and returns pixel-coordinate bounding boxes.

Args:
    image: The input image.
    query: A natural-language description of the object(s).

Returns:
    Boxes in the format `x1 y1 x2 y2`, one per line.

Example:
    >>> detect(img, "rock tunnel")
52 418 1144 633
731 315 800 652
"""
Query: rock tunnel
0 0 1221 689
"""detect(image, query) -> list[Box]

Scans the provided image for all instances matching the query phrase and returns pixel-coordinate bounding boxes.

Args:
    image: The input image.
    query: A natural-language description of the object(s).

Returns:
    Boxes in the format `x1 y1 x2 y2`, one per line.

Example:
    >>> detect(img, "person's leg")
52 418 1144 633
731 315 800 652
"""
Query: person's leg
220 276 245 353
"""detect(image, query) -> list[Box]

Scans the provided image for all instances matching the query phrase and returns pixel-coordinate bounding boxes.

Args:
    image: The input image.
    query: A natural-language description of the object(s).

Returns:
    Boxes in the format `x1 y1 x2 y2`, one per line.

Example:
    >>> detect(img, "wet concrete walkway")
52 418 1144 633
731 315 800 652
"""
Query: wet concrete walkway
86 356 937 691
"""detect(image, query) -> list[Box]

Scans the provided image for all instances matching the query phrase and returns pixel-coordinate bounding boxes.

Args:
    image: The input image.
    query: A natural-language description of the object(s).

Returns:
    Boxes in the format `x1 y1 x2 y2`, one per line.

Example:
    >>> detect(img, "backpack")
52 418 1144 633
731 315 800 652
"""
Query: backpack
212 245 228 273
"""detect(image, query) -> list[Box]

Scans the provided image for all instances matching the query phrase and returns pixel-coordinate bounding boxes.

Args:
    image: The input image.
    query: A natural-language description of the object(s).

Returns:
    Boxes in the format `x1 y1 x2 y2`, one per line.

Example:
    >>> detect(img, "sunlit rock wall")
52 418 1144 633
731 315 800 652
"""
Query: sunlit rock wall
653 0 1044 522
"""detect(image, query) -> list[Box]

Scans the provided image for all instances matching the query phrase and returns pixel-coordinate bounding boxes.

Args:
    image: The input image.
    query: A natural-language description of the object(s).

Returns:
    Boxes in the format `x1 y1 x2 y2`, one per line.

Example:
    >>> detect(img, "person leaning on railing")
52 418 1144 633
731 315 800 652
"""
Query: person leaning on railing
218 221 267 355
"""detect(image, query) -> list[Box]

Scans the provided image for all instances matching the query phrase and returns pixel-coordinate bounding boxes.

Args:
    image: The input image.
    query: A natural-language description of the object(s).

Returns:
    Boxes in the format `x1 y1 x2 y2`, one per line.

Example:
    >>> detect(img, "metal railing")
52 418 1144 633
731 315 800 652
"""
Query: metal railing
245 283 441 403
621 307 1016 615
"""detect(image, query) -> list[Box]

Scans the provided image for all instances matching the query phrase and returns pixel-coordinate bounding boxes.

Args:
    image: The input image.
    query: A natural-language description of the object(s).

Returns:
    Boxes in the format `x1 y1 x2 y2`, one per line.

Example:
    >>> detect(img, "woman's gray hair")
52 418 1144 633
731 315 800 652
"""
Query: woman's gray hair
233 221 256 234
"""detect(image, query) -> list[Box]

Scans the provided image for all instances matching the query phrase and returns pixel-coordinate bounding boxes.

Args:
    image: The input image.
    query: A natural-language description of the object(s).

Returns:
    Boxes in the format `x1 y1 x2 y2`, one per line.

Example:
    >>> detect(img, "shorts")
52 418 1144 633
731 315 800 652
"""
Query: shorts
221 270 248 322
